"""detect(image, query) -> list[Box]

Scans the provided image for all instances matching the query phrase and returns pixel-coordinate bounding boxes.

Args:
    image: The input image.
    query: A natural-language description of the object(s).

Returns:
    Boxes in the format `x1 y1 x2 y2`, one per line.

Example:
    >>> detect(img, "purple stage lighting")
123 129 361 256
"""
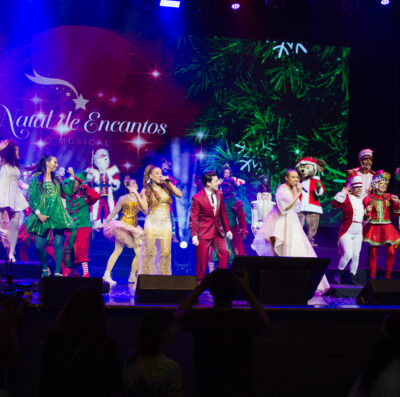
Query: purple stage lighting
231 2 241 10
380 0 390 4
160 0 181 8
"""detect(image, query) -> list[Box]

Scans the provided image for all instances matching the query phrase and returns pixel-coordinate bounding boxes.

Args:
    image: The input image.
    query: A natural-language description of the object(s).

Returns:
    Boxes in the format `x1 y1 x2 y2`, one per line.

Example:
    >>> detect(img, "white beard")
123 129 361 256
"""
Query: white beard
95 157 110 173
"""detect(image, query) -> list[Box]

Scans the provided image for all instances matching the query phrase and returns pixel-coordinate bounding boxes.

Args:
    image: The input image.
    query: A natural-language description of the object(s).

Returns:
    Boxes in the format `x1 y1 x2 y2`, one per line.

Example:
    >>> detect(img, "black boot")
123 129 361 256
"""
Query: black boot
351 273 362 286
334 270 343 284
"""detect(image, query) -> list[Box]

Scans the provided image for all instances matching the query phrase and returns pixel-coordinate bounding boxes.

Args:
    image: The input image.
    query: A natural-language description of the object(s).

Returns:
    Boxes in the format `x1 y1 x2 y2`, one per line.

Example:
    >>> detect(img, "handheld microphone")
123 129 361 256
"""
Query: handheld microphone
302 187 308 193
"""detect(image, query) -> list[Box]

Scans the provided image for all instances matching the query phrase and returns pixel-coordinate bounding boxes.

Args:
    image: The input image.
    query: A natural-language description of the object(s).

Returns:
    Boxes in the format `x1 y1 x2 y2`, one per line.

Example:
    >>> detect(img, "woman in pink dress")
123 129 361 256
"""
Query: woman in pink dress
253 168 330 294
0 139 29 262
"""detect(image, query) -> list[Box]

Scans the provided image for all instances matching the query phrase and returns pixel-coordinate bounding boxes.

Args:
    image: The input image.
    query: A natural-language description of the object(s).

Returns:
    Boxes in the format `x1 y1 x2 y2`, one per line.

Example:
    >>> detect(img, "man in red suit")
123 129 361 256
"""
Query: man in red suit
331 176 364 285
190 171 233 281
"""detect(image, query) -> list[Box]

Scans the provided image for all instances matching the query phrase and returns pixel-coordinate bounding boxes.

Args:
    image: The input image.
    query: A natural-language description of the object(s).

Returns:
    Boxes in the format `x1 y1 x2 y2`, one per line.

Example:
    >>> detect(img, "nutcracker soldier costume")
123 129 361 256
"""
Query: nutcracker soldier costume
346 148 375 200
62 171 101 277
331 176 364 285
219 177 247 261
363 171 400 279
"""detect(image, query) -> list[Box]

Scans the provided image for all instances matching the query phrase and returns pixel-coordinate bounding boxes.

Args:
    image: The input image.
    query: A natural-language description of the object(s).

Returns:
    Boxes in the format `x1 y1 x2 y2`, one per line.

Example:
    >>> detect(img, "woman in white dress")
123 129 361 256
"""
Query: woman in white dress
253 168 329 294
0 139 29 262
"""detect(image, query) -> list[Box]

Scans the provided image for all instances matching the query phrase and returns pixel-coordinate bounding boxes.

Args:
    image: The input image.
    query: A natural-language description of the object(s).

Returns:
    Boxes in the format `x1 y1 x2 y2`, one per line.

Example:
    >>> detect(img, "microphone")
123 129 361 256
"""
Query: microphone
302 187 308 193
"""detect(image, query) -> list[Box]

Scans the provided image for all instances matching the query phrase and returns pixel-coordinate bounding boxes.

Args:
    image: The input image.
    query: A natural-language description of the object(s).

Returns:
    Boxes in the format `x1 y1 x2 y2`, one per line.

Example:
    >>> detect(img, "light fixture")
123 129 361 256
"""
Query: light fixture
160 0 181 8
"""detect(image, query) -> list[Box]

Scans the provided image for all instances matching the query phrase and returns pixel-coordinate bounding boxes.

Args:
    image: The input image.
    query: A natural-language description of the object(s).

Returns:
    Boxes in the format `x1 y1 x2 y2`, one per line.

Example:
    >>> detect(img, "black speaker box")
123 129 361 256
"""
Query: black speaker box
231 255 330 305
39 277 104 306
259 268 309 305
356 279 400 305
135 275 197 304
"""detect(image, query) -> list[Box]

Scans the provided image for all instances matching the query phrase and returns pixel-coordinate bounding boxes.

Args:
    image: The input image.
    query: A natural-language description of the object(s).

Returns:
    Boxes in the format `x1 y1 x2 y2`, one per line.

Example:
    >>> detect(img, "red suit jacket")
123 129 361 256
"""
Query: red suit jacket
190 189 230 239
331 193 364 240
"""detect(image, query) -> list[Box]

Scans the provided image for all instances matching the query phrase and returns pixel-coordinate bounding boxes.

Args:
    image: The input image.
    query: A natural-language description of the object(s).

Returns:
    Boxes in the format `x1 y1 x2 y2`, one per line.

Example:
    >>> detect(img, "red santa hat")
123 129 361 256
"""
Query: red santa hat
358 148 373 161
295 157 318 174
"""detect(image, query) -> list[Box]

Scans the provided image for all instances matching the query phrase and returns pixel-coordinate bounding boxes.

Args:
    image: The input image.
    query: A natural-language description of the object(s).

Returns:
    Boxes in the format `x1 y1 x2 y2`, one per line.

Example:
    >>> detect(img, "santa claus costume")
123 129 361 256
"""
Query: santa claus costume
86 148 121 229
346 148 375 200
331 176 364 285
363 171 400 279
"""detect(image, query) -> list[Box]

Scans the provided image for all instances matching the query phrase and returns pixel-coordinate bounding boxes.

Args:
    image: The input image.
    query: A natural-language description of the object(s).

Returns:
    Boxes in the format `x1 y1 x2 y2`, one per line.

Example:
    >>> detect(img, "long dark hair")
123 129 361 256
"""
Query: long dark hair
0 139 20 168
35 154 61 191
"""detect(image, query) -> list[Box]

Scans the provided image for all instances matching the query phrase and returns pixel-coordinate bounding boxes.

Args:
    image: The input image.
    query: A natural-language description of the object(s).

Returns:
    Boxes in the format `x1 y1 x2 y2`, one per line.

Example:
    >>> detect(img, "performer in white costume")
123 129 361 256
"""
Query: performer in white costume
251 175 275 236
253 169 330 295
86 148 121 229
331 176 364 285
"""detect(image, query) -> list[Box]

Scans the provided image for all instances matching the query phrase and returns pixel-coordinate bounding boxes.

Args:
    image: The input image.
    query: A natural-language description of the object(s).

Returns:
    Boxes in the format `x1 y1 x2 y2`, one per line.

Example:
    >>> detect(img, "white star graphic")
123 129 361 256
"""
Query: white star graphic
73 94 89 110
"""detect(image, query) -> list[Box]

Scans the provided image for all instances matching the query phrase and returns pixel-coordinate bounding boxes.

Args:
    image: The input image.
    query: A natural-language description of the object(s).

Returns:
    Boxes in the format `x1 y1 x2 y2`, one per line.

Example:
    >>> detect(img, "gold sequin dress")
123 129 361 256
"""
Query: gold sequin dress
138 189 172 275
103 201 143 249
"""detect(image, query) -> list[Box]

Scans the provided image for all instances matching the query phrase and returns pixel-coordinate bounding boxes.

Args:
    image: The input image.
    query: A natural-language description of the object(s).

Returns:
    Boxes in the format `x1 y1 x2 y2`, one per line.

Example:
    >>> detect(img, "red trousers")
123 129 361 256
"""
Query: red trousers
196 229 229 280
62 227 91 268
368 244 395 279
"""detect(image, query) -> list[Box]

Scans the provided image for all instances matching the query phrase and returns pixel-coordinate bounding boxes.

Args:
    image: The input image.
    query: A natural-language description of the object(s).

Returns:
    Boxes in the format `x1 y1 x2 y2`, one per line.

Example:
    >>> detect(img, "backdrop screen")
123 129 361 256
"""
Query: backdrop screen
0 26 349 244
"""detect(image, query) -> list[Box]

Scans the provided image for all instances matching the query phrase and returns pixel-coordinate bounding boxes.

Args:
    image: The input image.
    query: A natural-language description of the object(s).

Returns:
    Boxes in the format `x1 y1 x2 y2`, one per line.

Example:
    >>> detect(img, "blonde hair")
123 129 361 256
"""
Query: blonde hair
143 164 170 208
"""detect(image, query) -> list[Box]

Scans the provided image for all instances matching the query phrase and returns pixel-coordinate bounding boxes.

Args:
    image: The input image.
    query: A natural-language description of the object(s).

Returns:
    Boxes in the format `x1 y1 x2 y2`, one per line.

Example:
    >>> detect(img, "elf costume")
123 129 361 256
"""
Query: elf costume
62 171 100 277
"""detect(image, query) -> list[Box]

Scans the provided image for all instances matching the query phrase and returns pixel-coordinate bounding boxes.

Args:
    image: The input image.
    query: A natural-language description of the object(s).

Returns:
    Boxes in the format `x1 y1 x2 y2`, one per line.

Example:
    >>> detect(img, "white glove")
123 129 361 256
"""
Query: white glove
192 236 199 246
226 231 233 240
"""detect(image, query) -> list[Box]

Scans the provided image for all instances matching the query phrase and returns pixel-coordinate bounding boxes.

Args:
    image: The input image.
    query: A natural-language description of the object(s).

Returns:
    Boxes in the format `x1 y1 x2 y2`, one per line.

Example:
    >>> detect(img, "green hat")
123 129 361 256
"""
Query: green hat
74 171 87 184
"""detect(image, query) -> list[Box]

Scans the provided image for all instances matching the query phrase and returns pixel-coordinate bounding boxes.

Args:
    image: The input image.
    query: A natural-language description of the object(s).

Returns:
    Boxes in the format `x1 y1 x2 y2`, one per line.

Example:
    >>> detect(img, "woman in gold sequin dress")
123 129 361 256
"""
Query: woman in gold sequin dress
99 177 148 285
139 165 182 275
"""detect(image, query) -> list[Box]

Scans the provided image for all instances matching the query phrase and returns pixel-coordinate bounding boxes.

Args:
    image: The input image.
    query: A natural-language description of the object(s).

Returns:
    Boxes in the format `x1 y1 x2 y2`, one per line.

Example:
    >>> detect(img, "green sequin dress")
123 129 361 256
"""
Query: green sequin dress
25 174 75 236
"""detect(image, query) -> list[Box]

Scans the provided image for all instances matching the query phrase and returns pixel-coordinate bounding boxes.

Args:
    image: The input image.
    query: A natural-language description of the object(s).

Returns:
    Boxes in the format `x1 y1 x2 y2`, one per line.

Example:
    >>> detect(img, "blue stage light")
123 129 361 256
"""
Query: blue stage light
160 0 181 8
380 0 390 5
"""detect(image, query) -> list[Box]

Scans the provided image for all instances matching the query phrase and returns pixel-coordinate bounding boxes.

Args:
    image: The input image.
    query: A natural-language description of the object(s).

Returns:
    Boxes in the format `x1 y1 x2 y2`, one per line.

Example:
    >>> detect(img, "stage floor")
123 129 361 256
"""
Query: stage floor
5 277 400 311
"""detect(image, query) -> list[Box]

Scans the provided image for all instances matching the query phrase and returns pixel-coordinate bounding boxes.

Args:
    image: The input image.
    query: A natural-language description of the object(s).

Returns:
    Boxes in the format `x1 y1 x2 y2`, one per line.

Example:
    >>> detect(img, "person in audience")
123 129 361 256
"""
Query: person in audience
175 269 269 397
40 288 123 397
349 312 400 397
0 297 23 396
123 309 184 397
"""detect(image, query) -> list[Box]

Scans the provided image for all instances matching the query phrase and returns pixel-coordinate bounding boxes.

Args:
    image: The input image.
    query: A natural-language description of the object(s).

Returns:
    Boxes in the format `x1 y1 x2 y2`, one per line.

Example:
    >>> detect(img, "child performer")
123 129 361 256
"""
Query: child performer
62 171 100 277
98 177 147 285
363 171 400 279
331 176 364 285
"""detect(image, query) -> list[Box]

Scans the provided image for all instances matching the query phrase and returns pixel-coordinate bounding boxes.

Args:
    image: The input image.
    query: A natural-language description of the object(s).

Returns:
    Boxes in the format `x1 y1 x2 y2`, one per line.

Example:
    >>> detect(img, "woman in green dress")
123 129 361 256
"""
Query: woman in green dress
25 155 75 277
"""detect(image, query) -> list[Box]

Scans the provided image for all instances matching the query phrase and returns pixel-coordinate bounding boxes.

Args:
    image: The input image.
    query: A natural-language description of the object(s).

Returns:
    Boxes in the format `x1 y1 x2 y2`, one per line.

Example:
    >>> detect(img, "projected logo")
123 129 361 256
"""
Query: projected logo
0 25 200 169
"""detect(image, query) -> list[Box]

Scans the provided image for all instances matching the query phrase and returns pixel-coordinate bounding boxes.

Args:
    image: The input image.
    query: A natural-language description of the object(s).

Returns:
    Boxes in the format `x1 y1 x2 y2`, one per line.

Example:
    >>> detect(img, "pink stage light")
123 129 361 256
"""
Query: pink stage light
231 2 241 10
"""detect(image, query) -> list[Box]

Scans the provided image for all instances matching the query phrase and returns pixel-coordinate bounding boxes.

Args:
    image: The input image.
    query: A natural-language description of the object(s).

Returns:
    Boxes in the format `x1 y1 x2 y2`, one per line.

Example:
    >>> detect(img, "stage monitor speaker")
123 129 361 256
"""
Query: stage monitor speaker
231 256 331 305
39 277 104 306
135 275 197 304
356 279 400 305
